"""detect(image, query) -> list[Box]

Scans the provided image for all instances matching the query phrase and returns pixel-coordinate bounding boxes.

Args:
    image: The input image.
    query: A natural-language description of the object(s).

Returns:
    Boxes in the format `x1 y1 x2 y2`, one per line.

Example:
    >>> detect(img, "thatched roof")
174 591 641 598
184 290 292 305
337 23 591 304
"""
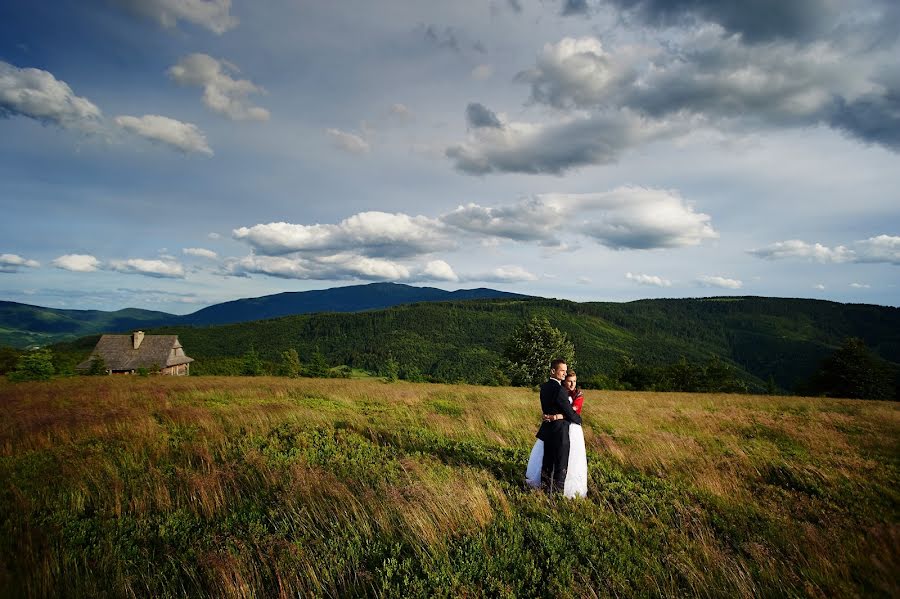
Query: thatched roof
77 334 194 371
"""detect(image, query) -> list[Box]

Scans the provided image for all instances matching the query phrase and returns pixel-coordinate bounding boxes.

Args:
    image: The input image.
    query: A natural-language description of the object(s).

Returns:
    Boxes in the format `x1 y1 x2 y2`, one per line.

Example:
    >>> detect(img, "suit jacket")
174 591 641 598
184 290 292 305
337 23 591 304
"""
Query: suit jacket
536 378 582 441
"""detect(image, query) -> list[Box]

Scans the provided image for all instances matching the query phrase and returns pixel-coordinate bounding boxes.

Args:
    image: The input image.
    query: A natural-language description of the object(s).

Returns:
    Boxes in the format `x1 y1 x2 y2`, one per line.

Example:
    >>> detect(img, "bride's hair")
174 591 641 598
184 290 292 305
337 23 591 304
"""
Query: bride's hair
565 370 576 378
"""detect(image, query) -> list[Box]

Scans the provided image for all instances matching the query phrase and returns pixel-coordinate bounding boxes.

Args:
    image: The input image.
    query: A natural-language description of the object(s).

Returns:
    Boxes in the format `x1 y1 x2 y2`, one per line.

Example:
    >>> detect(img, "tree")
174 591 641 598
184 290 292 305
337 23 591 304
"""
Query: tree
9 348 55 382
382 353 399 383
808 337 895 400
241 347 263 376
306 346 329 378
87 355 108 376
281 348 302 378
502 316 575 387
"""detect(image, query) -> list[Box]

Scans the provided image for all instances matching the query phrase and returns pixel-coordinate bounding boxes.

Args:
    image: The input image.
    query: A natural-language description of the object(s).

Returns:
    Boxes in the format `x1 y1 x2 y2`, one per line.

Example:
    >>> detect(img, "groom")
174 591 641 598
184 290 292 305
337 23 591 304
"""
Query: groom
537 359 582 493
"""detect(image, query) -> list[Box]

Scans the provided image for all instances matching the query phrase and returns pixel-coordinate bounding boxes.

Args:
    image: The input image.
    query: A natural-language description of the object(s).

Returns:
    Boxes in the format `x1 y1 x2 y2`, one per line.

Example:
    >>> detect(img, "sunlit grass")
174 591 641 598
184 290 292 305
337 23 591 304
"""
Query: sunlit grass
1 377 898 597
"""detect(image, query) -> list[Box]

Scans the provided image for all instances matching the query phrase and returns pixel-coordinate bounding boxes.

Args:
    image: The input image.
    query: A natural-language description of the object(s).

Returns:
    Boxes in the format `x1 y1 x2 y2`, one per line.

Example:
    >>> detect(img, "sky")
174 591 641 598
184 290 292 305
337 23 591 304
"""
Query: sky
1 0 898 314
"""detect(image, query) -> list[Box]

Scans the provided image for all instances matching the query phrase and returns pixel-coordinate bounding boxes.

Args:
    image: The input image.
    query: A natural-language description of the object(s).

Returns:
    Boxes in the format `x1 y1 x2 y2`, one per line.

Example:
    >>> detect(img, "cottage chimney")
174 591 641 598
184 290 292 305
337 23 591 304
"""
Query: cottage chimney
133 331 144 349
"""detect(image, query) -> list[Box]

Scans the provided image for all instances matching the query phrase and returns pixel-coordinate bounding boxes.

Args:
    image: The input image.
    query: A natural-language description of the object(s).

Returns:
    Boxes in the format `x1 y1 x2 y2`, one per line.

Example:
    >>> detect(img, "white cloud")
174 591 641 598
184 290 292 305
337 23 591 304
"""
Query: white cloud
0 61 102 130
814 284 826 290
696 275 743 289
168 54 269 121
420 259 459 282
110 0 238 34
474 265 538 282
326 128 370 154
471 64 493 80
183 247 218 259
233 212 453 258
107 258 186 278
850 282 871 289
226 253 410 281
443 187 717 250
51 254 99 272
625 272 672 287
749 235 900 265
0 253 40 273
115 114 213 155
208 232 221 239
389 103 412 119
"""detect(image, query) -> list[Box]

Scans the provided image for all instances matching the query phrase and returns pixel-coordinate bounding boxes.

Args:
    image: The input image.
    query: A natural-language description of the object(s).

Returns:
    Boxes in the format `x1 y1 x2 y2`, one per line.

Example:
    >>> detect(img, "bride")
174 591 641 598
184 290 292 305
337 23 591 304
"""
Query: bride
526 370 588 498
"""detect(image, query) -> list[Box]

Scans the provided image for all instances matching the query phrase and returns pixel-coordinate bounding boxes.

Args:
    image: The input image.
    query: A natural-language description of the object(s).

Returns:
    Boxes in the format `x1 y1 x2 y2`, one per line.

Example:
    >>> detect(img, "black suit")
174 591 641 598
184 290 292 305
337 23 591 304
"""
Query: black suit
536 378 582 493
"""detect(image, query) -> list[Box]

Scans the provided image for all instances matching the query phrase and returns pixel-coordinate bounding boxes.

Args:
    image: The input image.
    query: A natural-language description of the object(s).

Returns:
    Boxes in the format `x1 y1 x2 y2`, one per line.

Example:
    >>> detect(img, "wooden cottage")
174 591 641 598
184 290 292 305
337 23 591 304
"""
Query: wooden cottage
77 331 194 375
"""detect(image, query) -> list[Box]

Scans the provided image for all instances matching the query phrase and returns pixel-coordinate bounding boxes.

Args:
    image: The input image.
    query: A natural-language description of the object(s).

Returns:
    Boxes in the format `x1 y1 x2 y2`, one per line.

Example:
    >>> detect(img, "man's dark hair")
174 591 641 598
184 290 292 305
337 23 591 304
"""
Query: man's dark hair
550 358 566 371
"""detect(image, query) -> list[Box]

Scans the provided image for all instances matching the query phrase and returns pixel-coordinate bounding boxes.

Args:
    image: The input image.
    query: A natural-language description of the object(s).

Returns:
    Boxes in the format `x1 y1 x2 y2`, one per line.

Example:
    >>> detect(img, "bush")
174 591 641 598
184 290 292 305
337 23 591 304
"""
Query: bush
8 348 55 382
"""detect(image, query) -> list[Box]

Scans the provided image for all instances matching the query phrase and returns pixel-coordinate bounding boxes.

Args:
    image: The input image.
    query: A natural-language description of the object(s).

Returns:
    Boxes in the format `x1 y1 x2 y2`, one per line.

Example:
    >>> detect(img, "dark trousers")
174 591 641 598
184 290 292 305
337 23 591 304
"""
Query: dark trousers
541 422 570 493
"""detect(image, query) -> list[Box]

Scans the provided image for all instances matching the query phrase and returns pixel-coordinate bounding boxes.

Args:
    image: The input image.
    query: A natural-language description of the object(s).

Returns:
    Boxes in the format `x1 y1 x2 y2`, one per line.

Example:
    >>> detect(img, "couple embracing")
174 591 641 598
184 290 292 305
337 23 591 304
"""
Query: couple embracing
525 359 588 498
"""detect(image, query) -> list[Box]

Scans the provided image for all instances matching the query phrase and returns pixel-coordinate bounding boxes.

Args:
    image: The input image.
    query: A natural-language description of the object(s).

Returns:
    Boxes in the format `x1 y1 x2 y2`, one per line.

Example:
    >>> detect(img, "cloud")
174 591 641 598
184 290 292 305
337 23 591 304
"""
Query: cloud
466 102 503 129
168 54 269 121
447 108 679 175
602 0 843 43
389 103 412 120
471 65 493 81
625 272 672 287
107 258 186 278
0 61 102 130
814 284 826 290
473 265 538 282
850 282 871 289
183 247 218 259
749 235 900 265
423 25 461 53
0 253 40 273
115 114 213 155
109 0 238 34
51 254 99 272
208 232 221 239
516 31 900 152
696 275 743 289
443 187 717 250
419 260 459 282
225 253 410 281
326 128 370 154
561 0 590 17
233 212 453 258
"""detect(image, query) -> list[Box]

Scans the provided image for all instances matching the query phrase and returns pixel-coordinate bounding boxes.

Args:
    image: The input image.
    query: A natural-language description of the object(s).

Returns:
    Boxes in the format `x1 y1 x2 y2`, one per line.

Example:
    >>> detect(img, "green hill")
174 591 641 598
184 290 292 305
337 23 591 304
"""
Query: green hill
51 296 900 393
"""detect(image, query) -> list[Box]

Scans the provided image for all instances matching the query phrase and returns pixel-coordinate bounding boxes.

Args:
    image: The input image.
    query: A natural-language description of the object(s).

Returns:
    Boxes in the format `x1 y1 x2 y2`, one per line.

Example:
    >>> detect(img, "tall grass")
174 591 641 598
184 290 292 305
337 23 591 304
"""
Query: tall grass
1 377 897 597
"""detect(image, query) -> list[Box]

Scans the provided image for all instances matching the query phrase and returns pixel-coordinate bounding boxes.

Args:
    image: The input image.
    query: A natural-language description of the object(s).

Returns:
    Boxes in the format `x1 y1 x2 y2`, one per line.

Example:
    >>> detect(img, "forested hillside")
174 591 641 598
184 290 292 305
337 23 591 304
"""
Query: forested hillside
50 296 900 393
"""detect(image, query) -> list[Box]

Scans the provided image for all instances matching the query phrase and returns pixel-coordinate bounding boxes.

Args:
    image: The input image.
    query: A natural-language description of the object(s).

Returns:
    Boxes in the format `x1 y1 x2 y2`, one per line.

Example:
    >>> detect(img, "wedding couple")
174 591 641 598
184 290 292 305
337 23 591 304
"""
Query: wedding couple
525 359 588 498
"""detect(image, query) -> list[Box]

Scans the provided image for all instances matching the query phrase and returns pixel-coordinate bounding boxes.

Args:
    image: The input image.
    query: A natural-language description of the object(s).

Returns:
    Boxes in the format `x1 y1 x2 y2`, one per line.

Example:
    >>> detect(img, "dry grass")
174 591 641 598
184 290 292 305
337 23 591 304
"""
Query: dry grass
1 376 898 597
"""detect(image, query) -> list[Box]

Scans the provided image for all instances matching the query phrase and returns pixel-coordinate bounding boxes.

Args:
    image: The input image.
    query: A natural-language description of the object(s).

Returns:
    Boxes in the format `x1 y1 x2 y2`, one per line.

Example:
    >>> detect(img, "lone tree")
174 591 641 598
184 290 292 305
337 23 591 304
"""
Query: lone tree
281 348 302 378
808 337 895 400
502 316 575 387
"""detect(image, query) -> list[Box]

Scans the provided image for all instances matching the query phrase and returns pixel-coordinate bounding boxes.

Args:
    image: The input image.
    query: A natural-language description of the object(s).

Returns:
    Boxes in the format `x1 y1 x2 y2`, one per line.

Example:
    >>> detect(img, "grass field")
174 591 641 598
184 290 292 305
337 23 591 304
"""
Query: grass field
1 377 898 597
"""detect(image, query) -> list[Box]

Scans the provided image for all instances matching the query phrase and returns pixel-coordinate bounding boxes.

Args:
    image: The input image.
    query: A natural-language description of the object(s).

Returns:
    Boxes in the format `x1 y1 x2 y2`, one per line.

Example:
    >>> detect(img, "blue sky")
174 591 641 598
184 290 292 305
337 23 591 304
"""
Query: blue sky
1 0 898 313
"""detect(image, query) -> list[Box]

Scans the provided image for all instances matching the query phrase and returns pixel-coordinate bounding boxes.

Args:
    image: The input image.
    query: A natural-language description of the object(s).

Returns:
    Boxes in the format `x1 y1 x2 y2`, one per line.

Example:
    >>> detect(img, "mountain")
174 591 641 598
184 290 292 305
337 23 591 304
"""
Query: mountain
0 301 175 348
49 295 899 394
0 283 530 347
179 282 530 326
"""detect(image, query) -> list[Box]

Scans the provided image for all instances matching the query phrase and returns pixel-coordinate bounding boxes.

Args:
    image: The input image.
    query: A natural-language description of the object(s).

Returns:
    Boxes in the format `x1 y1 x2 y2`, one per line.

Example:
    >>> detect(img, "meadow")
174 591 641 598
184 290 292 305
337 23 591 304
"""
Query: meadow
1 376 897 597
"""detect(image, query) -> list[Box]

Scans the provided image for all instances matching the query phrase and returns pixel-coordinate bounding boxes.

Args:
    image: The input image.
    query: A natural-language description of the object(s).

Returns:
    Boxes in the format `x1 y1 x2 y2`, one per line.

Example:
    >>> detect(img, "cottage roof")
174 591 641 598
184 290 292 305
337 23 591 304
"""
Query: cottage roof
77 334 194 371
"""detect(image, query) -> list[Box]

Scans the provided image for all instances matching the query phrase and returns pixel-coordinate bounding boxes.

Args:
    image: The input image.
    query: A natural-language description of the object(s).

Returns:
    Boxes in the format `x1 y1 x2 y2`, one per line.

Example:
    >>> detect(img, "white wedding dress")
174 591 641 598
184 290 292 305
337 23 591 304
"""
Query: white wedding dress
525 397 588 498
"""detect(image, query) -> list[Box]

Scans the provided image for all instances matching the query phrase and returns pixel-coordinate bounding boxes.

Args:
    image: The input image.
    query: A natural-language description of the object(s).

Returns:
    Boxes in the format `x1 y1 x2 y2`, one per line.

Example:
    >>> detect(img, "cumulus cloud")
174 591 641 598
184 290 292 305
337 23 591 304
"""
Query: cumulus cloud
696 275 743 289
226 253 410 281
168 54 268 121
115 114 213 155
466 102 503 129
473 265 538 282
443 187 717 250
447 108 679 175
326 128 370 154
516 30 900 152
0 61 101 130
51 254 99 272
233 212 453 258
183 247 218 259
419 259 459 282
0 253 40 273
107 258 186 278
626 272 672 287
749 235 900 265
109 0 238 34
